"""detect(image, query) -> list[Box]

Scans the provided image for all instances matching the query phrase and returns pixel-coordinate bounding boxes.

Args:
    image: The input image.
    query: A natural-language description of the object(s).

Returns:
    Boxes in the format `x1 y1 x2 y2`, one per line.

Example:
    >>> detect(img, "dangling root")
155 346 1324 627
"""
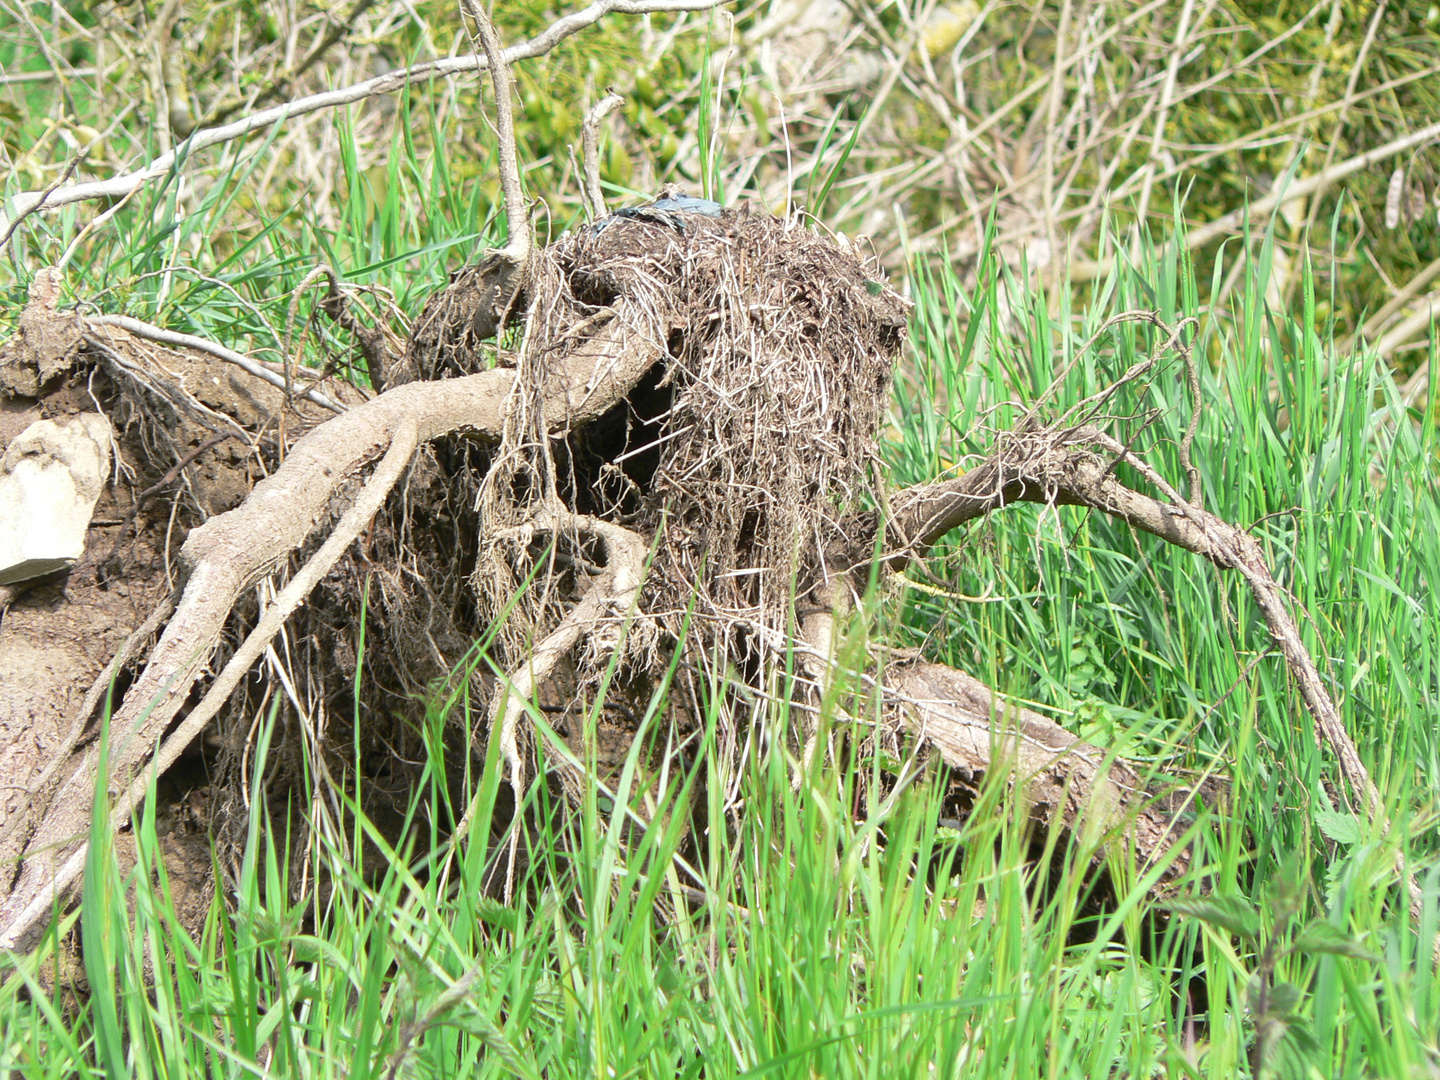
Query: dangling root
458 511 648 901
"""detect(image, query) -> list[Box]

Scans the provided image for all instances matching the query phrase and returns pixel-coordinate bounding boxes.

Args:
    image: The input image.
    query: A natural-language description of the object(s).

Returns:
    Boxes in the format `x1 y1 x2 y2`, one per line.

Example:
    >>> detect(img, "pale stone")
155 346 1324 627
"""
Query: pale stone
0 413 113 584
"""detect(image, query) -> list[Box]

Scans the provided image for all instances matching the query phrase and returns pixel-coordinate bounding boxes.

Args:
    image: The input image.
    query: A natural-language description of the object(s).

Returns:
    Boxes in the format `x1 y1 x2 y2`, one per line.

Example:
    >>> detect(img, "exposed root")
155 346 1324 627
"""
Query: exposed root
89 314 346 414
1 204 1390 960
481 511 648 900
0 314 660 952
0 422 417 950
580 93 625 219
886 662 1197 884
876 419 1413 913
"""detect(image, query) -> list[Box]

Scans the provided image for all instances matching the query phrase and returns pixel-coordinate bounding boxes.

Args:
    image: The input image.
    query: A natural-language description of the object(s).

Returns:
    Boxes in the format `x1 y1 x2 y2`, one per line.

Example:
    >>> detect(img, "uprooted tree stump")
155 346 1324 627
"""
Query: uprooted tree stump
0 6 1408 954
0 193 1399 955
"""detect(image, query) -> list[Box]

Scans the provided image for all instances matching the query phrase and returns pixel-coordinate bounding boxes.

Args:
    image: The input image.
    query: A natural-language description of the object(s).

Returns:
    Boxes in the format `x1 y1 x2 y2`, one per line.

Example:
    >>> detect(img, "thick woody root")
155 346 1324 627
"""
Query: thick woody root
0 283 354 903
0 310 662 952
886 662 1196 884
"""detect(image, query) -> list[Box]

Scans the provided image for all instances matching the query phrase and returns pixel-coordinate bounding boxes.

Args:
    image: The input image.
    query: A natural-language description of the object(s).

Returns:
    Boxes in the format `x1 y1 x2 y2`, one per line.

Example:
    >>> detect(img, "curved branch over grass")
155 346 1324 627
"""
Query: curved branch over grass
875 422 1418 914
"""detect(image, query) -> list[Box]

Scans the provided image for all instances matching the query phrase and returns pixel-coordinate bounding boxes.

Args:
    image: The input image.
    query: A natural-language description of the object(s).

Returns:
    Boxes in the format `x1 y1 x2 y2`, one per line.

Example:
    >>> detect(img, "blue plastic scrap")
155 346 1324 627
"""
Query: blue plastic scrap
594 194 725 234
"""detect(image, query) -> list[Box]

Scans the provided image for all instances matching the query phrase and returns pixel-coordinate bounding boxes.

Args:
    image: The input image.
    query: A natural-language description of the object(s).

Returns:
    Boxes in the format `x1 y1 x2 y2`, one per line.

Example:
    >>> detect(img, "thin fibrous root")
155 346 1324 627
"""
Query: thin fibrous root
457 511 648 903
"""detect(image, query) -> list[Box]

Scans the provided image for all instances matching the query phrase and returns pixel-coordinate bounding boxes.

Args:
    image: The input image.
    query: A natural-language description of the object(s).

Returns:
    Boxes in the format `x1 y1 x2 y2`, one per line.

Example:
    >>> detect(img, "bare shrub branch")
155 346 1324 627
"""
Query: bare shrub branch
581 93 625 219
0 0 724 227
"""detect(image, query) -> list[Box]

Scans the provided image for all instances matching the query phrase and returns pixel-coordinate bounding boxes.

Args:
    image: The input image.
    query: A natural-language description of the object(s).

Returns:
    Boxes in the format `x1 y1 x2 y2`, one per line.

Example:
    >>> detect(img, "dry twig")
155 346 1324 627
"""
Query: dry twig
0 0 725 228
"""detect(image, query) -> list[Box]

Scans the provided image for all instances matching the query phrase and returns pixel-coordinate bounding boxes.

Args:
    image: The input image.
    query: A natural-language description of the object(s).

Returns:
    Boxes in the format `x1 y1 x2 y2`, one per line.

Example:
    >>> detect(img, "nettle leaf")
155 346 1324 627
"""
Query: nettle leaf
1285 1022 1321 1054
1168 895 1262 940
1292 920 1380 961
1247 973 1296 1014
1314 810 1362 845
1267 981 1303 1016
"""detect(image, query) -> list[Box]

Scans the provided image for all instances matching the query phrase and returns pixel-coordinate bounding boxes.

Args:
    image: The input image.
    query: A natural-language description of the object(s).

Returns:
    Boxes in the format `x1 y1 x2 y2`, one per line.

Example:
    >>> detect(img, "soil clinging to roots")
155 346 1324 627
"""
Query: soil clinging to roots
474 207 910 702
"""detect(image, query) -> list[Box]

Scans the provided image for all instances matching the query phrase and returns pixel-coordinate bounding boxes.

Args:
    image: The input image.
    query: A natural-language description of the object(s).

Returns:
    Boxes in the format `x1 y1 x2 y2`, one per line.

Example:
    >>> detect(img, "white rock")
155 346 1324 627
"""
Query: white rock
0 413 113 585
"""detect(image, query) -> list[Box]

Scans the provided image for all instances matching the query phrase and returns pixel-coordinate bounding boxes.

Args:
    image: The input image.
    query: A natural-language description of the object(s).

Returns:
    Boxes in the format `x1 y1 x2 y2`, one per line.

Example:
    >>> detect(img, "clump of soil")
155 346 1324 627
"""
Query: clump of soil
232 204 912 883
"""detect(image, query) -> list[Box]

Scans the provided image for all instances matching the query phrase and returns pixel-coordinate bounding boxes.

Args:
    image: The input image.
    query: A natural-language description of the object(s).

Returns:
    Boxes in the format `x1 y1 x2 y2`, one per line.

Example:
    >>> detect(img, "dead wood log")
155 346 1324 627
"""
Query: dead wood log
886 662 1194 881
0 307 661 952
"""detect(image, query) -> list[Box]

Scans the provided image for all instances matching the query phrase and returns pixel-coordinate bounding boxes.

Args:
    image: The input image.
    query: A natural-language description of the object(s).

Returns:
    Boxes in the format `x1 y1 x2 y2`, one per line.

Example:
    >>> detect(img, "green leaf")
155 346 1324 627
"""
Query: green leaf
1291 920 1380 961
1167 895 1262 939
1284 1022 1321 1055
1267 981 1303 1016
1314 809 1361 845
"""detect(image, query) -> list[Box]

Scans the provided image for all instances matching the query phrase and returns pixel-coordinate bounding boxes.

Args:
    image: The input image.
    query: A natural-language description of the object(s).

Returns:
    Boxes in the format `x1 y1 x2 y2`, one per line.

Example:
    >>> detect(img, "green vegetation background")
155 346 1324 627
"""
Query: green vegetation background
1 0 1439 1075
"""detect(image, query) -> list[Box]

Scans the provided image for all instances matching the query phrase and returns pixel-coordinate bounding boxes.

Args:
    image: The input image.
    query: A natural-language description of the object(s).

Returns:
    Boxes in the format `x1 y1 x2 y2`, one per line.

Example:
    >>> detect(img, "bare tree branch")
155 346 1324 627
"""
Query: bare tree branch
582 92 625 219
1184 119 1440 251
0 0 725 227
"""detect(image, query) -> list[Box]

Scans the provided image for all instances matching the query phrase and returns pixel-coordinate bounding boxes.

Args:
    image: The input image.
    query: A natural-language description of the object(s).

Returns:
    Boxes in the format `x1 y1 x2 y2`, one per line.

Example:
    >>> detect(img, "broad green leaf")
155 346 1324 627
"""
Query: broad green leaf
1314 810 1361 845
1168 895 1262 940
1292 921 1380 961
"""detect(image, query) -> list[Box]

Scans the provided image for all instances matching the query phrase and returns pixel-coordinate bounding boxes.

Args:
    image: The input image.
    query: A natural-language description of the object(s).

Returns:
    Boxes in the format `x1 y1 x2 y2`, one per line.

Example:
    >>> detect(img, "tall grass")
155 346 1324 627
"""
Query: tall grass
2 209 1439 1076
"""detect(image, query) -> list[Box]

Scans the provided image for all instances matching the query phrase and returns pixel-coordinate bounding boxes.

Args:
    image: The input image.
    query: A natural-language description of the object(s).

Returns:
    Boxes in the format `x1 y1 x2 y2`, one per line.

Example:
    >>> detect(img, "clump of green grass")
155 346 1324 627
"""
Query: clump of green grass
2 211 1438 1077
